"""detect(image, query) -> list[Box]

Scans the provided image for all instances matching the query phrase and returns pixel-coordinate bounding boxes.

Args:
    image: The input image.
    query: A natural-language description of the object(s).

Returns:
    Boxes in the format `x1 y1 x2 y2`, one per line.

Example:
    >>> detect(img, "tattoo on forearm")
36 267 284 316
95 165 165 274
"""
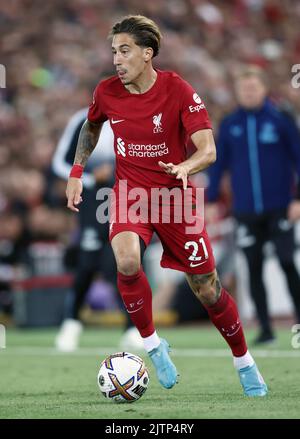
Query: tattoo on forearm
74 120 101 167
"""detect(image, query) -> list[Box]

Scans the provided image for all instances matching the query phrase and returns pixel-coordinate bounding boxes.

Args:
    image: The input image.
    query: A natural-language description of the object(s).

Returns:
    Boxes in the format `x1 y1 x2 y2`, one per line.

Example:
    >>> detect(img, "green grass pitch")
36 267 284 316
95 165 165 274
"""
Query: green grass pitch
0 325 300 419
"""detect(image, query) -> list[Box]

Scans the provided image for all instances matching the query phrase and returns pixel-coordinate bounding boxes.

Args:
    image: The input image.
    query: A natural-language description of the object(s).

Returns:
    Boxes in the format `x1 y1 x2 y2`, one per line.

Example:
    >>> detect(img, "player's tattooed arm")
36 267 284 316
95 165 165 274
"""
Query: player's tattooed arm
74 119 102 167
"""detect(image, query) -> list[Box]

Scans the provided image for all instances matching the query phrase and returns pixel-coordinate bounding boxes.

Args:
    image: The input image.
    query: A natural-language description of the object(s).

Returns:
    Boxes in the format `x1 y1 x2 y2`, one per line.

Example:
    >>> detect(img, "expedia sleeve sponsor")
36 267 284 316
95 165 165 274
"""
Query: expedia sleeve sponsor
179 79 212 135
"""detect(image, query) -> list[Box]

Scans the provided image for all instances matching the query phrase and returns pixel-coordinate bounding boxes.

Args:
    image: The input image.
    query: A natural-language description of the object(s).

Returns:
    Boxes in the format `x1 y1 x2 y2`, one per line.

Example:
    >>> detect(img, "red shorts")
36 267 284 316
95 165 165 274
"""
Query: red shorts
108 186 215 274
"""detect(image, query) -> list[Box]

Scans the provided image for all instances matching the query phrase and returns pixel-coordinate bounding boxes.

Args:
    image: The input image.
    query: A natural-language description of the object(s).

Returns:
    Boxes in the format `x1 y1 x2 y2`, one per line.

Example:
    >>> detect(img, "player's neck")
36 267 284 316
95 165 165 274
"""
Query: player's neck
125 67 157 94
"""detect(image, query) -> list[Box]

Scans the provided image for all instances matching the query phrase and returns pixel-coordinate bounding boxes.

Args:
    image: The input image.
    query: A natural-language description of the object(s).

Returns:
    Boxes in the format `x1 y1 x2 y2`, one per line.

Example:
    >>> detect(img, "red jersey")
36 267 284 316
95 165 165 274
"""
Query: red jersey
88 70 212 189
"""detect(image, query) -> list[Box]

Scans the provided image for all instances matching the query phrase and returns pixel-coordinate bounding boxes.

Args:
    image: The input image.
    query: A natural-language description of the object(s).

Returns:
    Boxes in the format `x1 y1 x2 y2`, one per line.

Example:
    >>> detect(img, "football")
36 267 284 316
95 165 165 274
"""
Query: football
97 352 149 403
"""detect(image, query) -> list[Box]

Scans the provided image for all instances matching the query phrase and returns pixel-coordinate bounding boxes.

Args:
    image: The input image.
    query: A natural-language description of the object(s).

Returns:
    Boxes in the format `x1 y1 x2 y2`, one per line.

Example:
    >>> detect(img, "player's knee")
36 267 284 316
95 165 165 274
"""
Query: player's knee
116 255 141 276
188 270 221 306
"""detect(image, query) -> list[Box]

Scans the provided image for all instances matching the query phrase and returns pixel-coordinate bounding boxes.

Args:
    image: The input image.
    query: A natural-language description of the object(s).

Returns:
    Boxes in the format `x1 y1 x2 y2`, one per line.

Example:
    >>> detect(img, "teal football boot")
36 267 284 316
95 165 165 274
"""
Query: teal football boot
148 339 178 389
238 363 268 396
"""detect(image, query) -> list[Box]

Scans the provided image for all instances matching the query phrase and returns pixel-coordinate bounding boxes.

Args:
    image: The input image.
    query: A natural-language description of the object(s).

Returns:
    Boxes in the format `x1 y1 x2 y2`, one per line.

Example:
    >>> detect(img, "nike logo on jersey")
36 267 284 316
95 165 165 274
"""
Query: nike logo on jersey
190 260 208 268
111 118 125 124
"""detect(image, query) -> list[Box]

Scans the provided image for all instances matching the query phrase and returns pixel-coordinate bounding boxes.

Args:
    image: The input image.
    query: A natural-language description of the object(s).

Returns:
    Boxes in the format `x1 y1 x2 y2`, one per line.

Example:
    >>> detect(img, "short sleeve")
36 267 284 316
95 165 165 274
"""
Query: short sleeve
87 83 108 124
179 79 212 135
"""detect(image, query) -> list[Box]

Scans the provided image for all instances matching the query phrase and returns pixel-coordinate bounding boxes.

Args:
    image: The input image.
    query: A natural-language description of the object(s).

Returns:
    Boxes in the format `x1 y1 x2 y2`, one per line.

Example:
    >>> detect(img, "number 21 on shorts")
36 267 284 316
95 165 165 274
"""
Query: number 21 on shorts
184 237 209 268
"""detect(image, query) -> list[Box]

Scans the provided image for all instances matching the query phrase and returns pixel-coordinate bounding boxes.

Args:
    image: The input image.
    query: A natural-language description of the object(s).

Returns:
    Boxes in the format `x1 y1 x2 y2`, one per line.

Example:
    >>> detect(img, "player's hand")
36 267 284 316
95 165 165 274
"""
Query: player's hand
158 161 189 190
93 163 114 183
288 200 300 223
66 177 83 212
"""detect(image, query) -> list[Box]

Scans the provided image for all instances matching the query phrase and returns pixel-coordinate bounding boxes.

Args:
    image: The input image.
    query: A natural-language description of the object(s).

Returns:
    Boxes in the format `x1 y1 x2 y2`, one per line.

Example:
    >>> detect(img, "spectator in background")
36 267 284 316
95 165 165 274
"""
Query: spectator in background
207 66 300 344
0 213 25 323
52 108 143 351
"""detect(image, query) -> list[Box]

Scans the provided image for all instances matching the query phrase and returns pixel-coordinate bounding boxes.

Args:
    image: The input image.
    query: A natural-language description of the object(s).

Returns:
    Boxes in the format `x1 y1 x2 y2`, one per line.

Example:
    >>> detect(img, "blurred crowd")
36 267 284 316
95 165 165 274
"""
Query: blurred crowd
1 0 300 316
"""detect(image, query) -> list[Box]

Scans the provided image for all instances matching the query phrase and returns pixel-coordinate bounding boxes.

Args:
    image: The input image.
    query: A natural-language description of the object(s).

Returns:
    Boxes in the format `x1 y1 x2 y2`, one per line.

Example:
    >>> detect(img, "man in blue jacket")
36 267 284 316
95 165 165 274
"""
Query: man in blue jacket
207 66 300 344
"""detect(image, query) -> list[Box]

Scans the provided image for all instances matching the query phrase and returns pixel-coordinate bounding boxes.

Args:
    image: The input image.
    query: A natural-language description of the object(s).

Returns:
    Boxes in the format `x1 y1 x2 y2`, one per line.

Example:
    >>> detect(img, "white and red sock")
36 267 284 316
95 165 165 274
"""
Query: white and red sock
117 268 155 338
142 331 161 352
203 288 248 358
233 350 254 370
